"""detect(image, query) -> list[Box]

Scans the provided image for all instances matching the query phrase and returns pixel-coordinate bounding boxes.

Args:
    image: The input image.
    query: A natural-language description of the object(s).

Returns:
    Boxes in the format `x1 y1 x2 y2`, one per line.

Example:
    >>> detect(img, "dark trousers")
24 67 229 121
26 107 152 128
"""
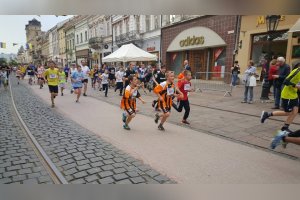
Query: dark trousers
102 84 108 96
274 86 283 107
172 100 190 120
115 82 123 95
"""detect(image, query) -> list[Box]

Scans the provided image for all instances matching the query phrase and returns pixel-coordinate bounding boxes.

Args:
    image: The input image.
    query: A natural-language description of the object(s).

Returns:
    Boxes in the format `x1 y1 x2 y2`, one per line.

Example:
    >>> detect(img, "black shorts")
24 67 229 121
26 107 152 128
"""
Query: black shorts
125 107 135 116
48 85 58 93
82 79 88 83
65 72 69 77
281 98 299 112
109 74 115 80
38 77 44 80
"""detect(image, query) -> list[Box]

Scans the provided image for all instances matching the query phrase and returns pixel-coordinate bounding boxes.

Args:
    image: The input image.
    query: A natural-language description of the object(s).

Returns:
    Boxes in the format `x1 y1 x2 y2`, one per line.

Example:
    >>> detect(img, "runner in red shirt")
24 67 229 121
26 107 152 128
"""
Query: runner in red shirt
173 70 194 125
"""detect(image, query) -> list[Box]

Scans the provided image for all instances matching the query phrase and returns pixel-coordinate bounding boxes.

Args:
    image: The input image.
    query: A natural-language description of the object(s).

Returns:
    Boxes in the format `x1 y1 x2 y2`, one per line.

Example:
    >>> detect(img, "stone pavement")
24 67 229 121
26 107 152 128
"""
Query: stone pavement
8 78 174 184
72 81 300 158
26 79 300 183
0 89 53 184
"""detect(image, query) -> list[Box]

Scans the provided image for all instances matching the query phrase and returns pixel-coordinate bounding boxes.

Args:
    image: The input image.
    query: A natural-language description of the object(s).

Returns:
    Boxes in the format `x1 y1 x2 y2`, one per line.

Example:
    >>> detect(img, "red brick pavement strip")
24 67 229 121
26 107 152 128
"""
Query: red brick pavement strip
77 83 300 160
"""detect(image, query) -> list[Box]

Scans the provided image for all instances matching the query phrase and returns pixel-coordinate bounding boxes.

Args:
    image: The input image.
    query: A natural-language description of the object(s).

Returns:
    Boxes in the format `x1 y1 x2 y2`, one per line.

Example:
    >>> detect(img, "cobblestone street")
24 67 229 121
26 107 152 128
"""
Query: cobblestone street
0 89 53 184
1 78 174 184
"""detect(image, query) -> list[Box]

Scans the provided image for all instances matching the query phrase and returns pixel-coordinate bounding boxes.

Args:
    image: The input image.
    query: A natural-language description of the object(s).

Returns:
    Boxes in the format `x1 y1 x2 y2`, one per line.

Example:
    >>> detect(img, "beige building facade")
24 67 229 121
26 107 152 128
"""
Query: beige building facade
235 15 300 75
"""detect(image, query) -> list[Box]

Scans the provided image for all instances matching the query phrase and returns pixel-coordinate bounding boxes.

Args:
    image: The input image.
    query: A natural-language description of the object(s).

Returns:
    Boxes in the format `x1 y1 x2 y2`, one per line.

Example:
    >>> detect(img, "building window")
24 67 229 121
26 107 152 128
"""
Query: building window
119 22 123 35
77 35 79 44
85 31 88 41
80 33 83 43
154 15 159 29
136 15 140 31
251 30 288 68
145 15 150 32
125 18 129 33
107 22 110 36
114 26 117 40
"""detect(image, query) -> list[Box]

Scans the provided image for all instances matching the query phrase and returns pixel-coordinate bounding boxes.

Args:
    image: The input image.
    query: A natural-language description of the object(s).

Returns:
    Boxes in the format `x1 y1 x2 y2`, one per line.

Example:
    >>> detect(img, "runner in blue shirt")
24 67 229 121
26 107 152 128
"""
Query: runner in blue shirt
71 65 85 103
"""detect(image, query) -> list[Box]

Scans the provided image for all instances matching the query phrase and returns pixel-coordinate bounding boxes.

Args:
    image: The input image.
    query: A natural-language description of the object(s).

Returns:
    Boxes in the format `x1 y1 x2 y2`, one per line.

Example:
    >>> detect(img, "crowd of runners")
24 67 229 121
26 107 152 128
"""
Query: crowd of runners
7 59 193 132
2 57 300 150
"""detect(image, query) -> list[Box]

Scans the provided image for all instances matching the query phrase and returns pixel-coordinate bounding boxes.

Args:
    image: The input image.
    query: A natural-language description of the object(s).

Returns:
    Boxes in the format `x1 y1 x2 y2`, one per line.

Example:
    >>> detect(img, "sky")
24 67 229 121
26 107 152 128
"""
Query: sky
0 15 73 54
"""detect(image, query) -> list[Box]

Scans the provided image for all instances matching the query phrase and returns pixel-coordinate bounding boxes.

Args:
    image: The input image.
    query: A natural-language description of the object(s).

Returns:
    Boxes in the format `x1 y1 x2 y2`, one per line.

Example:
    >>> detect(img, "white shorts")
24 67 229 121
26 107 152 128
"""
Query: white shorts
59 83 66 88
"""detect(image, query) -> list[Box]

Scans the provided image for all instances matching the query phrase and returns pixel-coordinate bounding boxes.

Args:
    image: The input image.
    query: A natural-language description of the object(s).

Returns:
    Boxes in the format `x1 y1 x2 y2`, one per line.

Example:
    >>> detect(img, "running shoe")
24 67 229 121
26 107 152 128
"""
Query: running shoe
71 89 74 94
83 93 87 96
122 113 127 123
182 120 190 125
158 124 165 131
51 103 55 108
152 100 156 108
123 124 131 130
260 111 269 123
154 113 160 124
270 130 288 150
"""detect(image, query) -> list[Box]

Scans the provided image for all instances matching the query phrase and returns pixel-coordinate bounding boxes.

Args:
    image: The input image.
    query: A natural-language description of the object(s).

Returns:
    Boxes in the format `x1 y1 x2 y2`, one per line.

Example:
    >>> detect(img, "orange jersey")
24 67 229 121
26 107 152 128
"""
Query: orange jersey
154 81 175 112
177 73 184 80
120 85 141 112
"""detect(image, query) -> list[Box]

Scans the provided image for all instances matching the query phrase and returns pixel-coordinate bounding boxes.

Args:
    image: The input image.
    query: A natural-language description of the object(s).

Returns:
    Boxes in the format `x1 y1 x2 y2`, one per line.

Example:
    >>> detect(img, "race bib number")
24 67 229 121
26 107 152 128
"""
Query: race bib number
49 74 57 79
167 87 174 96
132 90 138 97
184 84 191 91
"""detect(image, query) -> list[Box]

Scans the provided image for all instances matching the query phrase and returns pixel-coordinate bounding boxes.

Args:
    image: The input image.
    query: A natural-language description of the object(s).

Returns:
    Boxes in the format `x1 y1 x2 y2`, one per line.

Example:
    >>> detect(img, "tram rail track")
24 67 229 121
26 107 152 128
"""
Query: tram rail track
8 78 68 184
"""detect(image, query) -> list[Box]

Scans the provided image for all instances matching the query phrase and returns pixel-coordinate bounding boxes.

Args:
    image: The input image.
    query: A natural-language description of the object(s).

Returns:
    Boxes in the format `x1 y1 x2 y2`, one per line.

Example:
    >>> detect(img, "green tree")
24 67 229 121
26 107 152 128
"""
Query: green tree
9 59 18 66
0 58 7 66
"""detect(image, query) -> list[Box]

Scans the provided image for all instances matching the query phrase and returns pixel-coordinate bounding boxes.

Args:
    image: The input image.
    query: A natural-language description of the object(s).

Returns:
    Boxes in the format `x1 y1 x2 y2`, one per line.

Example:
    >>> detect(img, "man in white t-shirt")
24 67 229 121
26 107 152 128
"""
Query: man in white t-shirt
115 66 125 96
80 60 90 96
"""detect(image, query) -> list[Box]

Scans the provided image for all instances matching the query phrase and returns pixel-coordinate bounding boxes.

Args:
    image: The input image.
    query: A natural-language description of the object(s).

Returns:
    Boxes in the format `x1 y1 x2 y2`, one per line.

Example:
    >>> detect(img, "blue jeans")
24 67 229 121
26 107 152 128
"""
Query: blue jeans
231 73 238 86
274 85 283 107
244 86 254 102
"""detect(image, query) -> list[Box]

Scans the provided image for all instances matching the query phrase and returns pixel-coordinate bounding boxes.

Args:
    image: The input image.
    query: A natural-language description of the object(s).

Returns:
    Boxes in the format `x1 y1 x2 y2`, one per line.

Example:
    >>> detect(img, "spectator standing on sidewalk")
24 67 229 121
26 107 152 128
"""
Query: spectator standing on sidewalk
183 60 191 71
231 61 240 87
241 60 257 104
268 59 279 100
272 57 290 109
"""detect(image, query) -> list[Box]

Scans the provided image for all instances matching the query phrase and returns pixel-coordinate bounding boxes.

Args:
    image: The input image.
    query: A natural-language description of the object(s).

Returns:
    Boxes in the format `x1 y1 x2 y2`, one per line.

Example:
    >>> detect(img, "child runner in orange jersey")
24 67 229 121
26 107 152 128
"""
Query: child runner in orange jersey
120 75 146 130
154 71 183 131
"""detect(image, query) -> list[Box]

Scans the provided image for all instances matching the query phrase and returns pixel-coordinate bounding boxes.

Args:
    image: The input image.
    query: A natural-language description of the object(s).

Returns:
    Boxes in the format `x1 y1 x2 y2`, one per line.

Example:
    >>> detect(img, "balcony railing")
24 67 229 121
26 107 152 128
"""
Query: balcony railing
88 36 104 49
115 30 141 44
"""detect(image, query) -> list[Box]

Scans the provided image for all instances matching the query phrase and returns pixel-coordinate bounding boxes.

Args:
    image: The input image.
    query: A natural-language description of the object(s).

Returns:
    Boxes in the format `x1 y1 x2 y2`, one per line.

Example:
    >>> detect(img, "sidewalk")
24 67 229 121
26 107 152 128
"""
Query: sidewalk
25 81 300 183
75 81 300 158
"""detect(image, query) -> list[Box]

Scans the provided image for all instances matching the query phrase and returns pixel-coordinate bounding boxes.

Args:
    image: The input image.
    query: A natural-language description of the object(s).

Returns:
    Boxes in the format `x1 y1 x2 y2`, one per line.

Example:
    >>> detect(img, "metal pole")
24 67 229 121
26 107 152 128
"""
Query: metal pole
206 50 210 80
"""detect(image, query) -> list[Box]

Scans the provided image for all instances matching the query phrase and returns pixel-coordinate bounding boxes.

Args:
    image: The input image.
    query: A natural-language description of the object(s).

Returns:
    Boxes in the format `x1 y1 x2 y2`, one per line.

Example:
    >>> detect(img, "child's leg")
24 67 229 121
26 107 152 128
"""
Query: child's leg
105 84 108 96
126 113 135 125
160 112 170 125
183 100 190 120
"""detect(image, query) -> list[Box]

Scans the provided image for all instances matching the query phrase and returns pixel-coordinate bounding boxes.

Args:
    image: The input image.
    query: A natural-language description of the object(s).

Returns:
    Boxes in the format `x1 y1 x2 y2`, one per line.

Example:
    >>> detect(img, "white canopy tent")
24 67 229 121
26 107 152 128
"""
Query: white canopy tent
102 43 157 63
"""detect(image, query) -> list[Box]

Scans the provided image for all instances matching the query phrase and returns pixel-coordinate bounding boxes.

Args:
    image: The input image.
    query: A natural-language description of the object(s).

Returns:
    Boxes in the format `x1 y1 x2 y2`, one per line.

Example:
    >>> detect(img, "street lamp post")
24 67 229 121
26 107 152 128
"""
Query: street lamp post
260 15 281 100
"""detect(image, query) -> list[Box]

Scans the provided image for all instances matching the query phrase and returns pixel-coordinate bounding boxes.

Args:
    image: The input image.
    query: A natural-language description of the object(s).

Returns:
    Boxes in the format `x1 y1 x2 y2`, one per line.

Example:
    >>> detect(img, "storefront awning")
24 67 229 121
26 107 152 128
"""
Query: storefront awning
167 26 226 52
289 18 300 33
